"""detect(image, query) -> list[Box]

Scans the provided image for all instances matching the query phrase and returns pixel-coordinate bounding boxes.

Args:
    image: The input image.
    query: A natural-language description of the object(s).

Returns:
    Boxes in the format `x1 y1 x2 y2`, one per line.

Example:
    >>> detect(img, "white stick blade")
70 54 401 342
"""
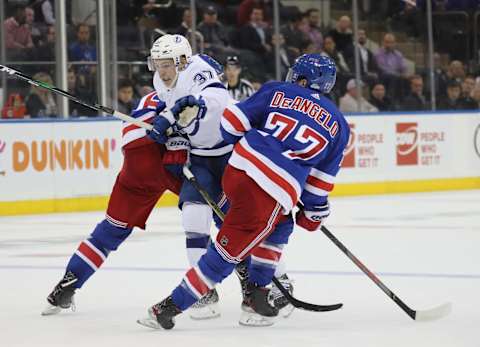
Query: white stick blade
415 302 452 321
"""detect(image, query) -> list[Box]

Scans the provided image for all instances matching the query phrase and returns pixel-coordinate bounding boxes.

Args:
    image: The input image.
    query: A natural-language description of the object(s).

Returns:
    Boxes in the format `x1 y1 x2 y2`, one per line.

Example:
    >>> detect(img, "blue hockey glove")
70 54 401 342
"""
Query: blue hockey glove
171 95 207 129
147 116 172 144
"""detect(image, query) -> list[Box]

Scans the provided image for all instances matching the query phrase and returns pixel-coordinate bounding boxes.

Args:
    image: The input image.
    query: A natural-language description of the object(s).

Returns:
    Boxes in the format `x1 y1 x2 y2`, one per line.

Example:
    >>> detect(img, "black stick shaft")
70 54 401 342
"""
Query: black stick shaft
320 225 416 319
0 64 154 130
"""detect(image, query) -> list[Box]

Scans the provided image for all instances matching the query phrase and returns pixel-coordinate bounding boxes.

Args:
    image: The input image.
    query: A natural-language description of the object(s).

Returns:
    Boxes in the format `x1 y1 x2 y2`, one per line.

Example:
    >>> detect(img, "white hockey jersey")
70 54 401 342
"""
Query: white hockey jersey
123 55 233 156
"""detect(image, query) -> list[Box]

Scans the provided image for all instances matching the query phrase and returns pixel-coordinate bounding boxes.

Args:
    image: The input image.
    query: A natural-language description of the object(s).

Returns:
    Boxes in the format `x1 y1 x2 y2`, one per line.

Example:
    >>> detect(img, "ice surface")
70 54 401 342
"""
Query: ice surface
1 190 479 347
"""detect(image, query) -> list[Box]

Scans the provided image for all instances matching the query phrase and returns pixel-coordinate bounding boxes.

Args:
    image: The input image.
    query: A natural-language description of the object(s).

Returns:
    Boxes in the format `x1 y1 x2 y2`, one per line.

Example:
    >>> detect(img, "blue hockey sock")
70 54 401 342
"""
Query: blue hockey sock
171 243 236 311
65 218 132 288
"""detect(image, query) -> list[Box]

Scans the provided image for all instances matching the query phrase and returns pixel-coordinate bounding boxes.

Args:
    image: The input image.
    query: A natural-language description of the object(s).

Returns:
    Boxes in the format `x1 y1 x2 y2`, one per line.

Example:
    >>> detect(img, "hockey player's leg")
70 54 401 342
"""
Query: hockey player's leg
42 218 132 315
179 158 224 320
138 165 283 329
137 243 235 329
43 144 177 316
182 202 220 319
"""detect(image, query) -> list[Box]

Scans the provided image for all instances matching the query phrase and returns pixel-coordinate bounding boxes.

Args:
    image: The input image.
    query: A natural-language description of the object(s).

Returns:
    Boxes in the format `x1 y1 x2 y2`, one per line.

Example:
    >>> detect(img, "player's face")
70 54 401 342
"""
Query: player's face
154 59 177 87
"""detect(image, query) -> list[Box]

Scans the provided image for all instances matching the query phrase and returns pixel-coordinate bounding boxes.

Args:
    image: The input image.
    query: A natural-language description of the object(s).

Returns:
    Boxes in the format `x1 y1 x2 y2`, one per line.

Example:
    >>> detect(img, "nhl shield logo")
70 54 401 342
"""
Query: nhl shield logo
220 235 229 247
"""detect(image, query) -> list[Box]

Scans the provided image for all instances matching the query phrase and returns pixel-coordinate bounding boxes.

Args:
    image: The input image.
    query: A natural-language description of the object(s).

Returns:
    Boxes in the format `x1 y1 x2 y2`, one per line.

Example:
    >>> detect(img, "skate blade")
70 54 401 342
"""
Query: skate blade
280 304 295 318
239 310 276 327
41 303 61 316
189 302 221 320
137 317 163 330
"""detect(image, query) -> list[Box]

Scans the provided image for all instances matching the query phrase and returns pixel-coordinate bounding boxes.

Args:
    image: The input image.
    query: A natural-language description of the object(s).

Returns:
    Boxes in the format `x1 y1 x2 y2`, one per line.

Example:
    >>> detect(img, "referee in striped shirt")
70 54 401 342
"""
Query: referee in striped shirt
224 56 255 101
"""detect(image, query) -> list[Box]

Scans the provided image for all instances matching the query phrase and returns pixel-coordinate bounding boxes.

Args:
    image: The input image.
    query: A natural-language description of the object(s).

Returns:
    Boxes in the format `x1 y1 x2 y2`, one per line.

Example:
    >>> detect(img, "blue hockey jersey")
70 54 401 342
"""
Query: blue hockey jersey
221 81 350 213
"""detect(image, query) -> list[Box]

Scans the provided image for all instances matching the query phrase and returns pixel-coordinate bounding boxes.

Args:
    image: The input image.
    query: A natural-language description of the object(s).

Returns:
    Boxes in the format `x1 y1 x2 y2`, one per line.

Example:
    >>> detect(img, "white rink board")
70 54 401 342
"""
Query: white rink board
337 112 480 182
0 119 123 201
0 112 479 203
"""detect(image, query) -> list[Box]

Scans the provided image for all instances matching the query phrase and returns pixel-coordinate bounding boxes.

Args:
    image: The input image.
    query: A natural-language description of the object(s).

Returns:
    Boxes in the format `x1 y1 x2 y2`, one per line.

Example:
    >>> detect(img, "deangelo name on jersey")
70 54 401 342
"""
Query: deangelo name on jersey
270 91 339 138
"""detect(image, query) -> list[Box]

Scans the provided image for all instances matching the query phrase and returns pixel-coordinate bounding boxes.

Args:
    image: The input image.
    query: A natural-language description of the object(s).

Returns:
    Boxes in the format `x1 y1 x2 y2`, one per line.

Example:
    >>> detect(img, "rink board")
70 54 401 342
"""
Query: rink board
0 112 479 215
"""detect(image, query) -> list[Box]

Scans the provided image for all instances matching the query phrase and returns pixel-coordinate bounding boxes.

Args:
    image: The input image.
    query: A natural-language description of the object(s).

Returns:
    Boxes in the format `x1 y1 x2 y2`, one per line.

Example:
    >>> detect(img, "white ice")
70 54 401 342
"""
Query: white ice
1 190 479 347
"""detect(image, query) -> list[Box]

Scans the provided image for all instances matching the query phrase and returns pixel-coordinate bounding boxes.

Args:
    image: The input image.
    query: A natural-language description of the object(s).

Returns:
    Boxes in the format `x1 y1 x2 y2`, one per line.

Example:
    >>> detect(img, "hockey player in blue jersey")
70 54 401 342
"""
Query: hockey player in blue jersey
137 54 350 329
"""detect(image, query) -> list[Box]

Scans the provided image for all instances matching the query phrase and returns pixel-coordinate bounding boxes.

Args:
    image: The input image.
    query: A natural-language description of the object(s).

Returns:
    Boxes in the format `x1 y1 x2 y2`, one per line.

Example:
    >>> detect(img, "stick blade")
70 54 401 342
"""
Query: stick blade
414 302 452 321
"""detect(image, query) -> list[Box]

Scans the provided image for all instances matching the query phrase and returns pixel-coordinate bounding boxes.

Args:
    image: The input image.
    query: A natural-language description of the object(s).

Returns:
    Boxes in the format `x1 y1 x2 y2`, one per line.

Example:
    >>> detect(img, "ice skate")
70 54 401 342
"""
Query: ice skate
188 288 221 320
239 282 279 327
41 271 78 316
137 296 182 330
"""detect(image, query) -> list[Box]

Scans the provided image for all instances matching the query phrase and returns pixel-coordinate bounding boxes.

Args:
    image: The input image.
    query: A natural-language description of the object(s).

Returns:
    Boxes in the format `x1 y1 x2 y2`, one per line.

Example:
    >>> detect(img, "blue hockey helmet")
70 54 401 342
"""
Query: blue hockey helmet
286 54 337 93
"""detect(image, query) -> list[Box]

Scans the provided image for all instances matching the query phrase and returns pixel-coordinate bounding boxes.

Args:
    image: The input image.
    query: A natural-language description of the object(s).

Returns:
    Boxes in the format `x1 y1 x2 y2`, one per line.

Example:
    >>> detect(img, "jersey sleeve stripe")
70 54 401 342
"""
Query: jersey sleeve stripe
222 108 248 133
310 168 335 184
306 175 335 192
304 183 329 196
225 104 252 130
220 115 244 137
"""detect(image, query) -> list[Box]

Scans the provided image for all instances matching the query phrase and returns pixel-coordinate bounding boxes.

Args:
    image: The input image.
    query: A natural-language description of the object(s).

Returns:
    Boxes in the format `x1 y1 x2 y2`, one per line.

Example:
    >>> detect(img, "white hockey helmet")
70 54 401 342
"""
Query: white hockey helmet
148 34 193 71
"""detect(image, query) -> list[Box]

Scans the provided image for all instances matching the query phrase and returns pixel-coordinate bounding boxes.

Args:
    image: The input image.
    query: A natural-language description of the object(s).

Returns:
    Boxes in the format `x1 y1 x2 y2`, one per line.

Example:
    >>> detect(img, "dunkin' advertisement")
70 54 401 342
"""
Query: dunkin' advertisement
0 120 123 201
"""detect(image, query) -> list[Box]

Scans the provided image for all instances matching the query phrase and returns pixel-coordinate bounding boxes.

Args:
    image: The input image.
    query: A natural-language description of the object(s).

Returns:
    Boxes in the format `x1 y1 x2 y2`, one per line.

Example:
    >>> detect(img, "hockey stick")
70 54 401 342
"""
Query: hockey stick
0 65 154 131
320 225 452 321
182 165 343 313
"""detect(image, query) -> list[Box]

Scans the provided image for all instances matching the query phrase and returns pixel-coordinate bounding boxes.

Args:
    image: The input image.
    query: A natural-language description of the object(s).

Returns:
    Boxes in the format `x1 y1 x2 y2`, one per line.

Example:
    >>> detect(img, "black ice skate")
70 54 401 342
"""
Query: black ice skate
236 261 294 318
239 282 279 327
41 271 78 316
189 288 221 319
137 296 182 330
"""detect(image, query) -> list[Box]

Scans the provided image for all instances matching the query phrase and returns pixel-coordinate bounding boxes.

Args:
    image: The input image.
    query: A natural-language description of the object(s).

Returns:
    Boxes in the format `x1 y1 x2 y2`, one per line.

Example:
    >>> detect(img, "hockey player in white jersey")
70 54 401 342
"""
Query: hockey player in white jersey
146 34 232 319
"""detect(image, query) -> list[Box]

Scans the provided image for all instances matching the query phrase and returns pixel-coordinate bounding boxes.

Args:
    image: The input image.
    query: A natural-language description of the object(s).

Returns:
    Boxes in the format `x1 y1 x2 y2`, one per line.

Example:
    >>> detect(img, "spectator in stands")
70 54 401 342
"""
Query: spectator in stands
339 79 378 113
69 23 96 62
302 8 323 52
460 76 477 109
402 75 429 111
67 67 96 117
236 7 271 58
446 60 466 84
390 1 423 38
327 15 353 54
345 29 379 87
425 52 449 98
25 6 42 46
322 35 352 96
267 33 296 79
470 85 480 109
375 33 408 98
25 72 58 118
369 83 394 111
36 24 55 61
117 79 137 115
197 5 230 55
375 33 407 78
223 56 255 101
322 35 350 76
437 80 465 110
237 0 274 27
4 4 34 60
281 11 310 57
175 7 193 37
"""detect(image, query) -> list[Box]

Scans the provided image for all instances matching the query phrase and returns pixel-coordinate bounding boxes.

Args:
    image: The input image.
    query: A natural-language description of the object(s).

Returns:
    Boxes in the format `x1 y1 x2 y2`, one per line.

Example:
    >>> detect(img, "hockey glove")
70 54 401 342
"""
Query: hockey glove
295 203 330 232
163 136 190 165
145 100 171 144
171 95 207 130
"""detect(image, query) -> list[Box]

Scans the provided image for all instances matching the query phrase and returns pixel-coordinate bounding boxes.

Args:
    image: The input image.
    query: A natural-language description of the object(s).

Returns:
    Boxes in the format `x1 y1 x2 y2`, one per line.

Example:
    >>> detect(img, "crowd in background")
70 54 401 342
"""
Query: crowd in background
2 0 480 119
